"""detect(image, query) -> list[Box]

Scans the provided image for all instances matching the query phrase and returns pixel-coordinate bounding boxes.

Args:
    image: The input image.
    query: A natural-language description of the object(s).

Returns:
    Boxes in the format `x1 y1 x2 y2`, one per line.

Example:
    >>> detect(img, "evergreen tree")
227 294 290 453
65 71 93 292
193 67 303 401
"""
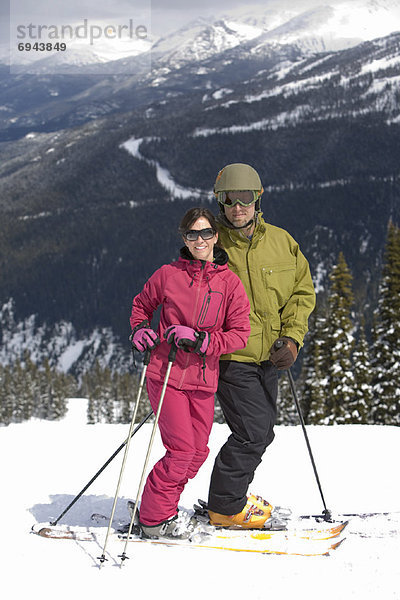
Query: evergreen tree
99 365 114 423
116 369 153 424
0 364 14 425
0 355 73 425
325 252 356 424
23 352 40 420
55 371 75 419
372 220 400 425
303 304 331 425
82 361 105 423
39 358 70 421
12 359 31 422
84 376 97 425
114 371 132 424
36 358 54 420
276 372 298 425
352 318 374 423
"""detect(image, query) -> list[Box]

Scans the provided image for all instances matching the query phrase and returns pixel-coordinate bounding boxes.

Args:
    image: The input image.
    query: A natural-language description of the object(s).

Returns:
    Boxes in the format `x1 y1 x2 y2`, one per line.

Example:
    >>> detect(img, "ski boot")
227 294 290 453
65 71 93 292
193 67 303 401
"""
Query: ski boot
208 495 289 530
139 513 198 540
248 493 272 513
248 493 292 527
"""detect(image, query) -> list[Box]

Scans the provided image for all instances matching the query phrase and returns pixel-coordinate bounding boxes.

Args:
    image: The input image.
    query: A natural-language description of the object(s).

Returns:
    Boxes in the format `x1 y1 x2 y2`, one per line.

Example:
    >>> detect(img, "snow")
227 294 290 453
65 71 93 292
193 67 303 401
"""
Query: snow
313 261 329 294
364 75 400 96
360 55 400 75
224 20 263 40
212 88 234 100
193 105 313 136
245 72 337 102
249 0 400 53
2 399 399 600
121 137 207 200
151 17 262 68
57 340 86 372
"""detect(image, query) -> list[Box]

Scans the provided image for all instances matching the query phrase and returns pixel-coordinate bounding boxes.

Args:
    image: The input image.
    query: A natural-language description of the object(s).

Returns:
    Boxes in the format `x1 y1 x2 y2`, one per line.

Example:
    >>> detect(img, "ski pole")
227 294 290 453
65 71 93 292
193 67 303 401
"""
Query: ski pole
98 348 152 564
119 342 178 564
286 366 332 521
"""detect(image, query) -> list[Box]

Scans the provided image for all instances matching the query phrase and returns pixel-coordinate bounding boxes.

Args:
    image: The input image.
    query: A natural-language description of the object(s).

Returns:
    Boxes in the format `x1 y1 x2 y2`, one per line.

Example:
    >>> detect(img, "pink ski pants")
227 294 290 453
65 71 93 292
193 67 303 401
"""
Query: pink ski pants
139 377 215 526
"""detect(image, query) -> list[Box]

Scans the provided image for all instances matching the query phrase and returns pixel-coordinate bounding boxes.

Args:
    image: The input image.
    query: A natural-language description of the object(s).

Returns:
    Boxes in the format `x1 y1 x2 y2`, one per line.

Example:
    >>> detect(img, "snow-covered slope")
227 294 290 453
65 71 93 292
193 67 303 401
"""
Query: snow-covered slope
249 0 400 54
2 412 399 599
0 299 128 375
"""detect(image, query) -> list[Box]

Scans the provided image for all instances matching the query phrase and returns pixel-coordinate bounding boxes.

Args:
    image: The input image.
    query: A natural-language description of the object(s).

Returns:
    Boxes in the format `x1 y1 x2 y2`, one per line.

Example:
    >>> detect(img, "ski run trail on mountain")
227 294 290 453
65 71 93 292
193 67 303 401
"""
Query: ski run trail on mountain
1 399 399 600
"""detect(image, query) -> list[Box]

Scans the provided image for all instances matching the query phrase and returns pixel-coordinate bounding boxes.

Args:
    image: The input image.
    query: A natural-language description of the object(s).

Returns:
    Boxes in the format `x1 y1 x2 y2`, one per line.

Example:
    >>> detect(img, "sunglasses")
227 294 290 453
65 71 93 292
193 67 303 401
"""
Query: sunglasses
183 228 216 241
217 190 259 207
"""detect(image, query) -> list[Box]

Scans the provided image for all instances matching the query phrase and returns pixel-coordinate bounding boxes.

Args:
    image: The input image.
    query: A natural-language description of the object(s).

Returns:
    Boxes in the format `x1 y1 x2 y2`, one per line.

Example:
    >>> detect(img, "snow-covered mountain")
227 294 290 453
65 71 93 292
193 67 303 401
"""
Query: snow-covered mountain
1 0 398 140
4 0 400 75
149 17 263 70
240 0 400 54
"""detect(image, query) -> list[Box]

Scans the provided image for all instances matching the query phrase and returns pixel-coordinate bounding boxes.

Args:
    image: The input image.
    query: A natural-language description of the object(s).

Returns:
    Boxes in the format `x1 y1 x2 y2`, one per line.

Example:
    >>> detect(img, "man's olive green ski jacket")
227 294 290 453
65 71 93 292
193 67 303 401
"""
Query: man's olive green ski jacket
218 214 316 364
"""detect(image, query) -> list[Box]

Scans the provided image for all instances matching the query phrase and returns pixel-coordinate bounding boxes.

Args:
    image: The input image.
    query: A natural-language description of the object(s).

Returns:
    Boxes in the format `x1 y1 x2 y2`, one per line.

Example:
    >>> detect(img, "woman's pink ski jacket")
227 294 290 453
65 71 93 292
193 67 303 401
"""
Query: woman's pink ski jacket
130 246 251 393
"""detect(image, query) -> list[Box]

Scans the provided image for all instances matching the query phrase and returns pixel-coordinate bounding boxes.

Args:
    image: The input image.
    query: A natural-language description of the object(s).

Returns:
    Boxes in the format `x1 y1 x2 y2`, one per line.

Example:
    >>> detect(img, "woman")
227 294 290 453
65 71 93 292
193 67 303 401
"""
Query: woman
130 207 250 539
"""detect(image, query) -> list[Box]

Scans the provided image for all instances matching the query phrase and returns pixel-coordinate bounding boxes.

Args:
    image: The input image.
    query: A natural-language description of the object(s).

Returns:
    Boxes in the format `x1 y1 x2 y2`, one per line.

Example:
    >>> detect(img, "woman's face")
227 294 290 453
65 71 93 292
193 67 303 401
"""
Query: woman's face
183 216 218 262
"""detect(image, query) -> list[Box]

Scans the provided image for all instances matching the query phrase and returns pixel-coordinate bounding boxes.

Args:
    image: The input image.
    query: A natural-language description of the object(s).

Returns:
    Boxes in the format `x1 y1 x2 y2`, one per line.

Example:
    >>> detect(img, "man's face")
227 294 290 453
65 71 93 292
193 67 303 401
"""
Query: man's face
224 201 256 229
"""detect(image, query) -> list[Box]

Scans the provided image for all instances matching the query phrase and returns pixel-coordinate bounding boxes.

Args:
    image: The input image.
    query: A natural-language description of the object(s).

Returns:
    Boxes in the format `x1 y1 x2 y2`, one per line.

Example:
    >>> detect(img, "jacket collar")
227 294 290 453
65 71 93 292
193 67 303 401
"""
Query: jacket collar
179 244 229 266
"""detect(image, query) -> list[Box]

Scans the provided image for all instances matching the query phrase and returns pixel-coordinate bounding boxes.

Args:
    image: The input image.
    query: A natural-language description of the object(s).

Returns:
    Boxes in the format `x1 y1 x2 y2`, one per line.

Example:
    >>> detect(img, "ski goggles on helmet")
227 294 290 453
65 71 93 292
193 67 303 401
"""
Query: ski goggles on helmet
217 190 259 207
183 228 216 241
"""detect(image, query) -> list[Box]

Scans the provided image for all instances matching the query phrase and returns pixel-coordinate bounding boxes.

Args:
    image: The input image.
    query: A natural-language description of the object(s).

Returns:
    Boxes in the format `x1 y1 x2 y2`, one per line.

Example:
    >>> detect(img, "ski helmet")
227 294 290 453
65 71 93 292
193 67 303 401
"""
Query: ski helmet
214 163 263 229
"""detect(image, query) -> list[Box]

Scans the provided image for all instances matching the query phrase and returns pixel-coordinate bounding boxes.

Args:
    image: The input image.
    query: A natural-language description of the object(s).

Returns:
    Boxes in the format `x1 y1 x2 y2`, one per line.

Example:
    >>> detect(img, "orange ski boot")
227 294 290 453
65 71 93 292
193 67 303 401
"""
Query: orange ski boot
208 497 273 529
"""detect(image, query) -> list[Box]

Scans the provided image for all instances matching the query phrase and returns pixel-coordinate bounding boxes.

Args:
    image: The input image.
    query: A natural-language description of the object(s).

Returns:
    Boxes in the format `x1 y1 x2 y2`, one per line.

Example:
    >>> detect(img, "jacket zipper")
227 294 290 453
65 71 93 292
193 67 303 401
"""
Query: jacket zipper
177 264 205 389
245 239 265 361
199 294 211 325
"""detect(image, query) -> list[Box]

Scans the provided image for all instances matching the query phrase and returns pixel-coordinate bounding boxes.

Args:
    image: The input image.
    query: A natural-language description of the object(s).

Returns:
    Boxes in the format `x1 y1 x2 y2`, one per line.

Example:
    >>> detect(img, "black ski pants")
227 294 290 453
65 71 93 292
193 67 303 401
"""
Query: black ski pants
208 359 278 515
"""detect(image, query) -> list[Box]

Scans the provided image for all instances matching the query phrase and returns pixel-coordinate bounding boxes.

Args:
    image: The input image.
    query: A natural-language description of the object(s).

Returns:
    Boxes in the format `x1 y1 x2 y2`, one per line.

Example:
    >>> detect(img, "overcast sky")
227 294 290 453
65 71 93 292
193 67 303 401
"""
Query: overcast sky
1 0 356 42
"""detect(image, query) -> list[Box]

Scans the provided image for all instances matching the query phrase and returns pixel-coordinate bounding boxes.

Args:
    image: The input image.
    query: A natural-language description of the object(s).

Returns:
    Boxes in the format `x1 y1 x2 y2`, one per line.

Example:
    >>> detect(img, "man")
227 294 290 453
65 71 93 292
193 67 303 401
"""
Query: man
207 163 316 529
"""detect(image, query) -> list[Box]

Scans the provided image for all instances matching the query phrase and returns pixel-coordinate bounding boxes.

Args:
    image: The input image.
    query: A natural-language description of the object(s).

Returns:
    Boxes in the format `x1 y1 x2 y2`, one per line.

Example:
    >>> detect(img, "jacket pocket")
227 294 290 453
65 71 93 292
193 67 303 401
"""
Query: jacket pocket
197 291 223 329
262 261 296 307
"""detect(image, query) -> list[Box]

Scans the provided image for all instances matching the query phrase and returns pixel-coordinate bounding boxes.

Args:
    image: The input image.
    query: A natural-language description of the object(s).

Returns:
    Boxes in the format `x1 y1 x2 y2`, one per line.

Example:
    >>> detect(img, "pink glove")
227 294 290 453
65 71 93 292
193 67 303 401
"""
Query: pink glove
164 325 209 355
131 327 160 352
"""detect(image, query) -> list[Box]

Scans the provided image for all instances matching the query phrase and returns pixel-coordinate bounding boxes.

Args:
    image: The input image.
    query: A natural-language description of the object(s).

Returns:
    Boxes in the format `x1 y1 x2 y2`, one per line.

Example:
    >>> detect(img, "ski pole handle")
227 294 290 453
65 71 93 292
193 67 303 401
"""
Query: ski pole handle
143 348 151 365
168 342 178 362
274 339 284 350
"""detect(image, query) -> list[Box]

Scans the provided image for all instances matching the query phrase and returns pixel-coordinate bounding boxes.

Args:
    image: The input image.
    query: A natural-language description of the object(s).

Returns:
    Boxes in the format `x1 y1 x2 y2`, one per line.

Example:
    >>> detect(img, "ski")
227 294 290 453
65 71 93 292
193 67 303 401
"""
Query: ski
32 525 97 541
31 521 348 543
298 510 400 522
196 518 349 541
194 498 398 526
91 505 347 540
32 518 347 540
31 523 345 556
31 495 351 558
121 533 346 557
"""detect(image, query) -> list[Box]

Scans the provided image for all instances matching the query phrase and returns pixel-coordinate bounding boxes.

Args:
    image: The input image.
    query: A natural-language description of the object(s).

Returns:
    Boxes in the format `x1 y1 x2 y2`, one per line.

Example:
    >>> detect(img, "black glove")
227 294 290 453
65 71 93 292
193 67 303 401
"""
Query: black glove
269 337 298 370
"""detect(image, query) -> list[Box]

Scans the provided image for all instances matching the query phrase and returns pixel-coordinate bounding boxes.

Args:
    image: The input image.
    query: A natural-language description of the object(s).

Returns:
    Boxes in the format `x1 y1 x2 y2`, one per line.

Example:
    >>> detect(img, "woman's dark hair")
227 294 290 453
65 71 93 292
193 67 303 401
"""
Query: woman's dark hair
179 207 218 235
